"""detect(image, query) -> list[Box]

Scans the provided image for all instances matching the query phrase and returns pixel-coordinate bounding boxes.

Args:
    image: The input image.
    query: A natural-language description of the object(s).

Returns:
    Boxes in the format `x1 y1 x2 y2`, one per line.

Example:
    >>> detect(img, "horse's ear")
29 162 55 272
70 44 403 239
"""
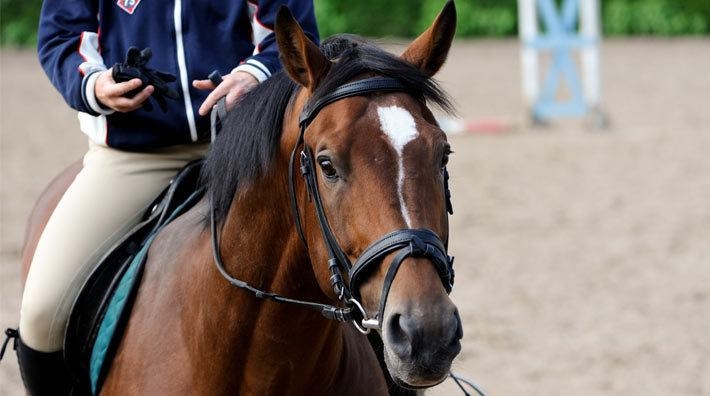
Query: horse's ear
275 6 330 90
401 0 457 76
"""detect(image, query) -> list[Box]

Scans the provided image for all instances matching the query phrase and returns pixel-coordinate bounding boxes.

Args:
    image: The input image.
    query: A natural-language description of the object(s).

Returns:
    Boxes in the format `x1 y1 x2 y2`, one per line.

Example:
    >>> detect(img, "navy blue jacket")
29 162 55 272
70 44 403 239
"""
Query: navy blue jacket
38 0 318 150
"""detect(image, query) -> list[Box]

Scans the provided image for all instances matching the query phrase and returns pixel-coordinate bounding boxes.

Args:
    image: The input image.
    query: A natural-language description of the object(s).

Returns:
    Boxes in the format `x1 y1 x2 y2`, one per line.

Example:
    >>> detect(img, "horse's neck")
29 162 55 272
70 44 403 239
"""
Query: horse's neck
182 174 385 394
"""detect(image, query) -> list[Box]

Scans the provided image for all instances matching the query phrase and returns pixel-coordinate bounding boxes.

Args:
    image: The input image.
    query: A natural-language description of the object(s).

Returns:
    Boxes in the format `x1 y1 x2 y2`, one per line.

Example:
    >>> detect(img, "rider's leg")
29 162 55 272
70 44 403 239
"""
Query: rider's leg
17 141 207 393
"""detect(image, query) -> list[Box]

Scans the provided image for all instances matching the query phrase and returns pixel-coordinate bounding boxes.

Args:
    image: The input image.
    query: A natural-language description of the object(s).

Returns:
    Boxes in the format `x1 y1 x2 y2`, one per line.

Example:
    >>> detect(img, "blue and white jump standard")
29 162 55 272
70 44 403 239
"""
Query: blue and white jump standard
518 0 605 125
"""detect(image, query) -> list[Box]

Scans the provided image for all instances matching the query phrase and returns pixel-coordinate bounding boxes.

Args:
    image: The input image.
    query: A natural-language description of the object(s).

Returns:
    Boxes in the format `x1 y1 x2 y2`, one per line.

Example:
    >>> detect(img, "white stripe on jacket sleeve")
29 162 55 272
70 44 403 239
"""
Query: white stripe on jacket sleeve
78 32 113 115
77 31 111 145
78 31 105 75
232 59 271 83
83 71 115 115
246 1 274 55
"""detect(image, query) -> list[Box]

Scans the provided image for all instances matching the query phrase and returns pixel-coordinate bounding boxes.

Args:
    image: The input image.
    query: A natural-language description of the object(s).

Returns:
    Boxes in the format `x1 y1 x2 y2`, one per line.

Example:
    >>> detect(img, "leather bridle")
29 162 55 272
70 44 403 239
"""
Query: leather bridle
211 77 455 334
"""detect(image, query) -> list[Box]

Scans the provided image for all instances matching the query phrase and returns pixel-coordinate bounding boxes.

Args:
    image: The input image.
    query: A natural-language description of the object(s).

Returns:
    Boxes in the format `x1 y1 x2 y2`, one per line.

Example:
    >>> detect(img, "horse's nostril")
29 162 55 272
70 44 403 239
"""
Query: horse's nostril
385 313 414 358
452 309 464 342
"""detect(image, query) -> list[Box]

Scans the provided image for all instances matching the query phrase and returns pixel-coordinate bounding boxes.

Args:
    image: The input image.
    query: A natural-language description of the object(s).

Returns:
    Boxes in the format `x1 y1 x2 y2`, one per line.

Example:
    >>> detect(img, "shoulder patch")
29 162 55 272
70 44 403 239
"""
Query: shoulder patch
117 0 141 15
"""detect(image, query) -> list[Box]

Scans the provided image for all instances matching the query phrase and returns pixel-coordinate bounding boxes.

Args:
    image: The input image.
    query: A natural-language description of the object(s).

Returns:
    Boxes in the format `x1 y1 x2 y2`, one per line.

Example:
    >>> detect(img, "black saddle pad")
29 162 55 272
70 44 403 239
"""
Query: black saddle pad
64 159 204 392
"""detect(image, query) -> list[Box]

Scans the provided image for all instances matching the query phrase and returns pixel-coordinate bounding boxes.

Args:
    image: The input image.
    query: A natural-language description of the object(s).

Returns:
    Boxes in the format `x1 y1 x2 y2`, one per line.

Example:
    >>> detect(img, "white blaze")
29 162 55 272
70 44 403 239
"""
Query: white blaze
377 106 419 227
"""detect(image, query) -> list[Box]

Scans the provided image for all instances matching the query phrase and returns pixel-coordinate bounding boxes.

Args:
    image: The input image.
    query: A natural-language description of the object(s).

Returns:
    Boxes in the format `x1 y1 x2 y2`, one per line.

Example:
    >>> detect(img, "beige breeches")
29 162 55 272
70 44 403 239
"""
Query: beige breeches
20 141 208 352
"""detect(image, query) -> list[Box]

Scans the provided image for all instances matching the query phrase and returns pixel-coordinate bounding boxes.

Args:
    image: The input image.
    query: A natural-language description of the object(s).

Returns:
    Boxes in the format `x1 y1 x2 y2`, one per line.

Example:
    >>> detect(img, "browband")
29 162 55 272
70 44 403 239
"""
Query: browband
299 77 408 128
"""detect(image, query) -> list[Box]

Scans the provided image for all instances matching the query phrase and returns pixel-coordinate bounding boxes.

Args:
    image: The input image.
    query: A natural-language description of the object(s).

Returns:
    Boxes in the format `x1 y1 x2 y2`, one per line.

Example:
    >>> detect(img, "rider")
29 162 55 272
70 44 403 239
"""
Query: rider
17 1 318 394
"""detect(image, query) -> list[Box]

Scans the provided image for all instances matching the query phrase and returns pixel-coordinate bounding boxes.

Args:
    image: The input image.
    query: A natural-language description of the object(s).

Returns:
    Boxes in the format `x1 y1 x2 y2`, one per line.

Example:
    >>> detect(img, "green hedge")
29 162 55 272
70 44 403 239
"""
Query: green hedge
1 0 709 47
316 0 710 38
0 0 42 46
315 0 519 38
603 0 709 35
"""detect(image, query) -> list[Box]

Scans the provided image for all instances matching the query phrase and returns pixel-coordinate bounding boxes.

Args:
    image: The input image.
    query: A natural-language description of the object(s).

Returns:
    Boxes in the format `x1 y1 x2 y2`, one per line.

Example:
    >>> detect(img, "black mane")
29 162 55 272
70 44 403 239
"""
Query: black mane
202 34 453 223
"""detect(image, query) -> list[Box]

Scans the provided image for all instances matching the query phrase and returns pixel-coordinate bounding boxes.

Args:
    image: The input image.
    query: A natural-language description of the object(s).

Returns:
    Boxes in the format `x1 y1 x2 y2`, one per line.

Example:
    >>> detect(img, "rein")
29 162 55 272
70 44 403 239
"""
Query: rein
211 77 455 334
210 206 355 322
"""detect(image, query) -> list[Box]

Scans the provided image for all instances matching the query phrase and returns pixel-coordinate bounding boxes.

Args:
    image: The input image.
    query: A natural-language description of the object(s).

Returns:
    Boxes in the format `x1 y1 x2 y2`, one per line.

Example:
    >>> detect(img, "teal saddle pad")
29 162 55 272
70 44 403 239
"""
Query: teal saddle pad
89 189 202 393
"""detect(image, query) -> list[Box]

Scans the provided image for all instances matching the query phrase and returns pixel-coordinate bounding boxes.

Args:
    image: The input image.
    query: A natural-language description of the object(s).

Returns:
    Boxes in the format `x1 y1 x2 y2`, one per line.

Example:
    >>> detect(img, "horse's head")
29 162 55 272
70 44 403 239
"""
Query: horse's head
276 1 461 389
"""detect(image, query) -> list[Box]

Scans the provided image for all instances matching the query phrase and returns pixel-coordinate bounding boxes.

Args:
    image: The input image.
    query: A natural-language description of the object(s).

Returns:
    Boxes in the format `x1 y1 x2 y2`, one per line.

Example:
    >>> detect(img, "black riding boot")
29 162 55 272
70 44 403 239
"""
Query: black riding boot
15 334 72 396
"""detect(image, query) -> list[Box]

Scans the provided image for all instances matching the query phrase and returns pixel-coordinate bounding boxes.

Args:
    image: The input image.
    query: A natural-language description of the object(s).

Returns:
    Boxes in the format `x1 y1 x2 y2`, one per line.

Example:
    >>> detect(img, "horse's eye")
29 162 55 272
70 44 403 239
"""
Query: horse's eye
441 148 452 170
318 158 338 179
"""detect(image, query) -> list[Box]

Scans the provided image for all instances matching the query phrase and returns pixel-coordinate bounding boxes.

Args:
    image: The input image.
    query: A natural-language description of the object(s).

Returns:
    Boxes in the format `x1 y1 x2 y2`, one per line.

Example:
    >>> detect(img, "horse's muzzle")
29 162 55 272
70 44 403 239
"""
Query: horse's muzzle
383 298 463 388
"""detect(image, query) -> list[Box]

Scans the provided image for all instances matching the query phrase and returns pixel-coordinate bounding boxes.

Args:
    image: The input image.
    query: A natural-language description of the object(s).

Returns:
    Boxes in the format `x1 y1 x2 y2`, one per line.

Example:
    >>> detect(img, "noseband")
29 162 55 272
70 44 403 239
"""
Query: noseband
211 77 455 334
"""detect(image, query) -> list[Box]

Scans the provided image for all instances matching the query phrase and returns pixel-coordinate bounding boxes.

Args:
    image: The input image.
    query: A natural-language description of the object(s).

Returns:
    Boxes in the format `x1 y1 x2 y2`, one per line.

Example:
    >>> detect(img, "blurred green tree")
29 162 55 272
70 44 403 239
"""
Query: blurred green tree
1 0 708 47
0 0 42 47
603 0 708 35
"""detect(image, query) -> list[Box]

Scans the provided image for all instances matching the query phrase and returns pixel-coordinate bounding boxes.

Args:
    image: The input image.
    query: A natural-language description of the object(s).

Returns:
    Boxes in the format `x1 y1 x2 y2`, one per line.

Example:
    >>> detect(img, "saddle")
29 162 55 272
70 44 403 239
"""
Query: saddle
63 159 205 394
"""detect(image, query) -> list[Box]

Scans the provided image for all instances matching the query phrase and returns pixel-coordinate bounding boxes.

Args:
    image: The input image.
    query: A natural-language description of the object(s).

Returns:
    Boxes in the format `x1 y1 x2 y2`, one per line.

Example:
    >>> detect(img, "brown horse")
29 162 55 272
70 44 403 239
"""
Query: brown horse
21 2 461 395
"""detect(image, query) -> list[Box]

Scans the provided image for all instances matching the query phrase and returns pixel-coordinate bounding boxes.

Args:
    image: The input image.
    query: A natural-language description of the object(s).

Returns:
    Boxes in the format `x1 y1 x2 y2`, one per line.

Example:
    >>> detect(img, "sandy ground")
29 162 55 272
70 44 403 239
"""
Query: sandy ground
1 38 710 395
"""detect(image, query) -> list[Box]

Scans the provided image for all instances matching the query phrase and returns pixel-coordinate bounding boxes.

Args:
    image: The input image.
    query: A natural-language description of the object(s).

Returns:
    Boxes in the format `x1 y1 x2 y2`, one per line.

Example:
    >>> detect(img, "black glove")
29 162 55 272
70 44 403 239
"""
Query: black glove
112 47 181 112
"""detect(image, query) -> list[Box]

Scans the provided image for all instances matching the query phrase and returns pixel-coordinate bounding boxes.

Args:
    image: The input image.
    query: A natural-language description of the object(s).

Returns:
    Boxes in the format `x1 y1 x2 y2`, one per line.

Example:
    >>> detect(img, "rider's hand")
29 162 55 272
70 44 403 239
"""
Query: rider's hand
95 68 154 113
193 71 258 116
